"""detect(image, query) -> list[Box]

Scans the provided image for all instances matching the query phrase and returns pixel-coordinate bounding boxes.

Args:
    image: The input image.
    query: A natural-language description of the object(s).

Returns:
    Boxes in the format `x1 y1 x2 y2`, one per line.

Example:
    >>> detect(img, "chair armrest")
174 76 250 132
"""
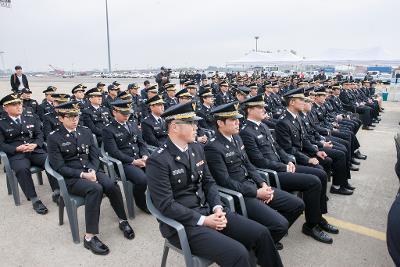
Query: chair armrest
256 168 281 189
99 157 114 179
0 151 12 174
287 154 296 164
218 192 235 211
45 158 69 200
145 191 192 260
216 185 247 218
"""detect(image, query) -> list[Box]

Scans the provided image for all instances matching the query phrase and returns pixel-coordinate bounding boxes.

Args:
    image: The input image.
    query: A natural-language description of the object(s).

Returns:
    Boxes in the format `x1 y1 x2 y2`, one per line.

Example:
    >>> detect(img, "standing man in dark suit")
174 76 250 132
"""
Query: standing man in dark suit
146 101 283 267
10 65 29 93
47 101 134 255
141 95 168 147
0 94 59 214
204 102 305 249
103 99 150 214
240 94 337 244
387 134 400 266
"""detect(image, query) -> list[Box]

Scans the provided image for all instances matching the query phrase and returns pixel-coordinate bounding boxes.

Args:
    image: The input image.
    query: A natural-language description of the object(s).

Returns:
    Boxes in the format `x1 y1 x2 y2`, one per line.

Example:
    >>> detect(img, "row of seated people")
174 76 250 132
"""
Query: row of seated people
0 79 380 264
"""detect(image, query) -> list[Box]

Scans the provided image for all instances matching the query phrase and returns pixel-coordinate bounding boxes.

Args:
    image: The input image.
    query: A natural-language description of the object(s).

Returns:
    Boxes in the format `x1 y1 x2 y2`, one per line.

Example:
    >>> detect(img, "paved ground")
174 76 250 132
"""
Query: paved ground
0 77 399 266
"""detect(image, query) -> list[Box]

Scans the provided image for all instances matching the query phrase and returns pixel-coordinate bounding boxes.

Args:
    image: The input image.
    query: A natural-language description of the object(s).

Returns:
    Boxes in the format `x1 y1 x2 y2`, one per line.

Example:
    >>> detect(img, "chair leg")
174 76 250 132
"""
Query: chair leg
161 241 170 267
59 197 65 225
65 202 80 244
6 176 12 195
126 182 135 219
10 174 21 206
36 171 43 185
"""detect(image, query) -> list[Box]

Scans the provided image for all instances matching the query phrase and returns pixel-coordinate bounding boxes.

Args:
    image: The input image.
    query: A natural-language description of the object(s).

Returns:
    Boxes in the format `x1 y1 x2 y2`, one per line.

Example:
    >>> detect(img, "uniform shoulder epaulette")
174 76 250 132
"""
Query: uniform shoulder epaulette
241 124 248 130
279 113 287 120
105 123 111 127
0 117 6 120
209 137 216 142
156 148 164 154
44 112 51 116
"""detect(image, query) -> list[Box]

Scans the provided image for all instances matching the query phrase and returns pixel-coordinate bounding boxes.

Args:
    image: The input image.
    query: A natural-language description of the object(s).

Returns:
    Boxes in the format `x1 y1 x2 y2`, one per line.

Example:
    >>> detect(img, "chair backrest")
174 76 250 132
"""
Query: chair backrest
92 134 99 149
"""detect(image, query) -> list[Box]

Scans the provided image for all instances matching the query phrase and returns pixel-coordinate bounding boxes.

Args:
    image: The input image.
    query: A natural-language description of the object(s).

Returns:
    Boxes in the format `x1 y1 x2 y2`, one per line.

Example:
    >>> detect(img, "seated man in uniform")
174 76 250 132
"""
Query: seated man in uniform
47 101 134 255
37 86 56 121
240 94 338 244
43 93 71 140
81 88 112 145
196 86 215 130
141 95 168 147
0 94 59 214
102 99 150 214
146 101 283 267
204 101 305 249
71 84 87 108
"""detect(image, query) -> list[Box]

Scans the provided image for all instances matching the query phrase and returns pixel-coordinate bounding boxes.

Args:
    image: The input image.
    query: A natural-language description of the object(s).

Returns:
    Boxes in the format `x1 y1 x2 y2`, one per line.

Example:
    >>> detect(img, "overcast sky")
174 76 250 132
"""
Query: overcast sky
0 0 399 71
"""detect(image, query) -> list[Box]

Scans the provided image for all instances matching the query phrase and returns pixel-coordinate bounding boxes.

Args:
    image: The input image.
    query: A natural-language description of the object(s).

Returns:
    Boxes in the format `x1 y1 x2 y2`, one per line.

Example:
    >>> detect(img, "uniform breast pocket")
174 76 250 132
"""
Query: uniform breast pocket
4 128 16 138
256 137 268 146
60 144 75 154
170 171 187 189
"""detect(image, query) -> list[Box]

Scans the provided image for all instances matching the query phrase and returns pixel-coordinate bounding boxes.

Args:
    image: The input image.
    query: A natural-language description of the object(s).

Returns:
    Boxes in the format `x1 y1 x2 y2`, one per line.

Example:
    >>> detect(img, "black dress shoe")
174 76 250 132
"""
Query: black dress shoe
119 221 135 240
32 200 48 215
330 186 353 195
351 158 360 165
84 236 110 255
319 220 339 234
275 242 283 250
52 192 60 205
362 126 374 130
138 206 151 215
302 224 333 244
350 165 359 171
344 183 356 190
368 124 376 127
354 151 367 160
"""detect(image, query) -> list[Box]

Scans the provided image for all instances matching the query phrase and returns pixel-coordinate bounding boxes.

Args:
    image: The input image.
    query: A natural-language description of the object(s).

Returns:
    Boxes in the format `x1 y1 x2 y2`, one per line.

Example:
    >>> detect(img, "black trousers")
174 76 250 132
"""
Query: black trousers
329 136 352 162
316 156 333 180
67 171 127 234
365 102 379 119
9 152 58 199
277 170 322 224
244 188 304 242
123 164 147 209
356 106 373 126
331 129 360 154
387 193 400 267
322 147 349 186
296 164 328 214
168 211 283 267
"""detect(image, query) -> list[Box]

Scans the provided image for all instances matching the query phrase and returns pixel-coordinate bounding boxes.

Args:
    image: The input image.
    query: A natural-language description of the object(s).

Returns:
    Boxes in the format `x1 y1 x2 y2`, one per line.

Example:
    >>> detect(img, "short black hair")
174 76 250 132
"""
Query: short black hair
144 80 150 86
15 65 22 70
214 117 228 129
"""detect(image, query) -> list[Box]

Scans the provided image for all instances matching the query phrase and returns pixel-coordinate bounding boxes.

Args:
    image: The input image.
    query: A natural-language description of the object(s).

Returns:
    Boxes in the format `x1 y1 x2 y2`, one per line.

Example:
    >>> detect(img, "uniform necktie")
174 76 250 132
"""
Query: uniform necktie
15 118 21 125
71 131 78 139
123 123 130 133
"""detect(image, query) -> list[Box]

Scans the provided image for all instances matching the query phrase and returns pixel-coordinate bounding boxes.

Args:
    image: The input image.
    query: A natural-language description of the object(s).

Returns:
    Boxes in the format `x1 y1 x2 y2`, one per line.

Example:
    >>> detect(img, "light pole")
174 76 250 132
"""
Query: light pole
254 36 259 52
105 0 112 73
